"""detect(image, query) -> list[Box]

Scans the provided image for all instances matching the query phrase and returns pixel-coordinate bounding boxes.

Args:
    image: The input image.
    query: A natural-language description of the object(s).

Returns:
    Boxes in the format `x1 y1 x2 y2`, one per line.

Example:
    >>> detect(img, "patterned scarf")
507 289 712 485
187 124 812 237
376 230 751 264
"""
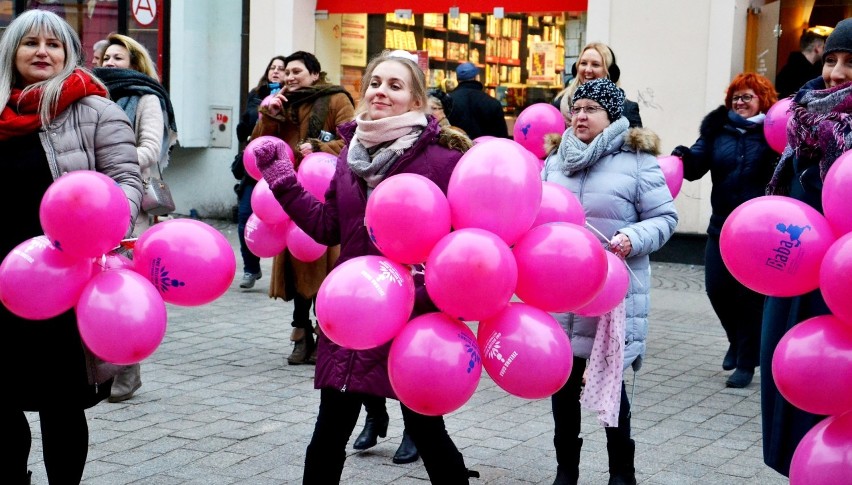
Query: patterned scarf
347 111 427 188
0 69 107 140
557 116 629 176
580 299 626 427
280 83 354 139
767 81 852 194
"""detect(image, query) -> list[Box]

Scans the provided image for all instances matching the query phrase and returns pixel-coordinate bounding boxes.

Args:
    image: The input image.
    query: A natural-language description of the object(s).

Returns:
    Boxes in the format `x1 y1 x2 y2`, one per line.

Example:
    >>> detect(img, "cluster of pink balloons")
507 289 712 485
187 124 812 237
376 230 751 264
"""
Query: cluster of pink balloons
245 144 334 262
0 172 236 366
718 149 852 481
315 135 633 415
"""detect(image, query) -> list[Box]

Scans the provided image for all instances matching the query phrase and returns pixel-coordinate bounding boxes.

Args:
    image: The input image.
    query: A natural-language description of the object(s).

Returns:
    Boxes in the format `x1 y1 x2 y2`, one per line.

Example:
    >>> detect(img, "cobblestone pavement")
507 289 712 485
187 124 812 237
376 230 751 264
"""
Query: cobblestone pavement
26 220 788 484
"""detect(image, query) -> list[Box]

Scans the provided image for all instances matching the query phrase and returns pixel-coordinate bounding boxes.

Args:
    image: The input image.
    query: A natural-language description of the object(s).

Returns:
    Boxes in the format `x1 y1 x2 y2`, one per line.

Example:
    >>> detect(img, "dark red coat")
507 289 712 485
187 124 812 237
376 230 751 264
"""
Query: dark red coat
274 116 471 397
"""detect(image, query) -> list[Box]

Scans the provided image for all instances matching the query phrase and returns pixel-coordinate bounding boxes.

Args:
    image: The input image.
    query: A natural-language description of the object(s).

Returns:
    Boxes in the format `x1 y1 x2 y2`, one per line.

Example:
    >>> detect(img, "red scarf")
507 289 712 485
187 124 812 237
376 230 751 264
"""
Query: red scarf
0 69 108 141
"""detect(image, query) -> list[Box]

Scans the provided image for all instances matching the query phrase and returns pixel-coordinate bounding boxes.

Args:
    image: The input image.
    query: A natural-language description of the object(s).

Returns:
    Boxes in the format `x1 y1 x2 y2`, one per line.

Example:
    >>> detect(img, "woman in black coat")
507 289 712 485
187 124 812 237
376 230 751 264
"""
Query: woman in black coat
672 72 779 389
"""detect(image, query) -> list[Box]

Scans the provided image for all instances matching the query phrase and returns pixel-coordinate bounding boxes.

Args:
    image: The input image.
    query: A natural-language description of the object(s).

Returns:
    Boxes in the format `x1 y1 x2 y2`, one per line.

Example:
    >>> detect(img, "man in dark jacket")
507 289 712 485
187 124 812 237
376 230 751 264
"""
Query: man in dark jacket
775 30 826 98
447 62 509 139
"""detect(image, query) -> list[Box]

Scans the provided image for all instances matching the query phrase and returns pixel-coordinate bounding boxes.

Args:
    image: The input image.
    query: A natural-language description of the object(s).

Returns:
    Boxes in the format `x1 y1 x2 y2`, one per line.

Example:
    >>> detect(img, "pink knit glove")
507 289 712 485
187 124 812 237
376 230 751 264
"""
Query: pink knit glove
253 139 295 192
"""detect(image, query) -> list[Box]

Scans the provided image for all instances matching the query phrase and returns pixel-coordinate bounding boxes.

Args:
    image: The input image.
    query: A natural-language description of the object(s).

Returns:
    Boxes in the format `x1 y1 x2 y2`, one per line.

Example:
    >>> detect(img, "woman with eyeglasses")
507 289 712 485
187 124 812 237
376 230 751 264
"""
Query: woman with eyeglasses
671 72 779 389
542 78 677 485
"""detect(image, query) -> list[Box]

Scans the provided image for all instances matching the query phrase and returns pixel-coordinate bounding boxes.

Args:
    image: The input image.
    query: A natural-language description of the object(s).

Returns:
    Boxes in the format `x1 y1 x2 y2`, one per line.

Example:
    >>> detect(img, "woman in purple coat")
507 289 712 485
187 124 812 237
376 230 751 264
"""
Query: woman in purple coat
253 50 475 484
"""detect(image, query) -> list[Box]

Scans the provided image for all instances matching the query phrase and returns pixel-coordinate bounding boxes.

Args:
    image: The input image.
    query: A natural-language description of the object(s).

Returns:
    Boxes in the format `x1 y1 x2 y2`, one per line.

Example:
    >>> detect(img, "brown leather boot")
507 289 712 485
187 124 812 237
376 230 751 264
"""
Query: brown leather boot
288 328 315 365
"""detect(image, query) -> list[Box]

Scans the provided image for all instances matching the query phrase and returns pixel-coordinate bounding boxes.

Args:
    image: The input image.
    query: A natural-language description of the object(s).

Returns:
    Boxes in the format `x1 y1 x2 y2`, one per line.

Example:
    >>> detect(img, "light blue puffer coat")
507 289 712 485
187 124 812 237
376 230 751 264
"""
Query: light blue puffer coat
542 125 678 371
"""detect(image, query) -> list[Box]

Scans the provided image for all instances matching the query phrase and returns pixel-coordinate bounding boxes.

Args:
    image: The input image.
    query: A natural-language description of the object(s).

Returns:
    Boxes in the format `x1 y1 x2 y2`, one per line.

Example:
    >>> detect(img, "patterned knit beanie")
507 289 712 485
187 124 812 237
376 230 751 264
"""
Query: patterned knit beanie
572 77 625 121
824 18 852 61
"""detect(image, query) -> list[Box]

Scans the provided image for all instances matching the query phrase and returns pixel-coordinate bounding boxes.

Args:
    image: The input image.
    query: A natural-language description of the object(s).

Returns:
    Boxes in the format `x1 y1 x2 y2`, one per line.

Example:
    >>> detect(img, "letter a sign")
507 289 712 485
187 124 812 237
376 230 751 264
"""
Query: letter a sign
132 0 157 26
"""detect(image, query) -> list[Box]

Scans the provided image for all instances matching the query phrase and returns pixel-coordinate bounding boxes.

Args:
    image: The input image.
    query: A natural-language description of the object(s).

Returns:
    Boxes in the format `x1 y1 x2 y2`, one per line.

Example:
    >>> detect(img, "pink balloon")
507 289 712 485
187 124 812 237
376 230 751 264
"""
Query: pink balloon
133 219 237 306
245 213 289 258
790 411 852 485
365 173 452 264
822 150 852 236
389 312 482 415
772 315 852 416
0 236 93 320
512 103 566 159
40 171 130 259
474 135 497 144
657 155 684 198
513 222 608 312
425 228 517 321
76 269 167 365
574 251 630 317
764 97 793 154
478 302 573 399
821 233 852 324
447 138 543 246
720 195 836 297
286 223 326 262
251 178 290 224
316 255 415 350
297 152 337 202
244 136 294 181
533 181 586 228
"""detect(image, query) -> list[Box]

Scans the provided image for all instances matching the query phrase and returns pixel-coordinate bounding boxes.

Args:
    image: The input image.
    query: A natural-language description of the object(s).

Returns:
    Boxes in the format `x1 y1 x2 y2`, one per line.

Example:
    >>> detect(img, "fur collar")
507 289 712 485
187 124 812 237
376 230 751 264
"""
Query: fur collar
440 126 473 153
543 127 660 157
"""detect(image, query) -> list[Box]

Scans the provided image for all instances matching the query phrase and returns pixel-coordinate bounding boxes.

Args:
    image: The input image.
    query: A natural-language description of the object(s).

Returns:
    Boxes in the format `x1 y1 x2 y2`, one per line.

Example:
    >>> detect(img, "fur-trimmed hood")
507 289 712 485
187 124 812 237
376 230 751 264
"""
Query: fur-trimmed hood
543 126 661 157
439 125 473 153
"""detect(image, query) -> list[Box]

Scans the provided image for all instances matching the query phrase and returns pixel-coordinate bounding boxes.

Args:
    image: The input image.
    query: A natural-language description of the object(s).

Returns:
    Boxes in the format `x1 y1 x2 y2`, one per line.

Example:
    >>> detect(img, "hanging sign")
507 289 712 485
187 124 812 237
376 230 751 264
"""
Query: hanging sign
132 0 157 27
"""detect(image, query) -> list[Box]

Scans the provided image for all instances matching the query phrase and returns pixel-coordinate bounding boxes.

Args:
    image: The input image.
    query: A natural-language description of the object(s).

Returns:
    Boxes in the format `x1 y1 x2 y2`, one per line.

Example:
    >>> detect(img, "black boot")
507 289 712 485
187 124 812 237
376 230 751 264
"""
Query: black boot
553 437 582 485
607 438 637 485
392 430 419 464
353 412 389 450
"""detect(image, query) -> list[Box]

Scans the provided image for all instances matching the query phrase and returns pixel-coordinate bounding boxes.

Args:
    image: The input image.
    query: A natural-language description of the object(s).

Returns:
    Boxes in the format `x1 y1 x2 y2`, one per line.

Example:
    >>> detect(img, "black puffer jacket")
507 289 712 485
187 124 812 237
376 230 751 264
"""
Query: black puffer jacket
447 80 509 139
675 106 779 236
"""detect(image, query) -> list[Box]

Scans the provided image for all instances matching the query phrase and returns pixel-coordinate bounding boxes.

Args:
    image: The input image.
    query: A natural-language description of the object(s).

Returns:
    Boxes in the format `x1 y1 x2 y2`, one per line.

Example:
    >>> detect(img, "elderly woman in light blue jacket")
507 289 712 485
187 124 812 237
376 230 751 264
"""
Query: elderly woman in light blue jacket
541 78 677 485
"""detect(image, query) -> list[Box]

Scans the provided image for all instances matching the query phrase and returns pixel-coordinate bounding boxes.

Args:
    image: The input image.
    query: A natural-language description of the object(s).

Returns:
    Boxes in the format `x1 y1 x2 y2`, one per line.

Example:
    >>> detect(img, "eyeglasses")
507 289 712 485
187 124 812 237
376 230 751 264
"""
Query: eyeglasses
268 66 285 72
569 105 606 116
731 94 756 103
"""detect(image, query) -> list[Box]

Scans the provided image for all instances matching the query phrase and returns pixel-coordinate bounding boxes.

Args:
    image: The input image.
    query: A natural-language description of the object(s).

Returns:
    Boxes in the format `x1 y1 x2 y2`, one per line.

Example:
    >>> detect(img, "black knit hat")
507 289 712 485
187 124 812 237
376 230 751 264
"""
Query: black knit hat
572 77 625 121
824 18 852 61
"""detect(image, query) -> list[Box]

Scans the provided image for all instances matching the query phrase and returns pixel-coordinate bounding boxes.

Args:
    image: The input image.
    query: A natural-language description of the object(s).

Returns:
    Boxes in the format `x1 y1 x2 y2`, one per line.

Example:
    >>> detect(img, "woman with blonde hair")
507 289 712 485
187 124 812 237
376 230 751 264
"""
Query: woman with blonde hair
0 10 141 483
94 32 178 403
554 42 642 128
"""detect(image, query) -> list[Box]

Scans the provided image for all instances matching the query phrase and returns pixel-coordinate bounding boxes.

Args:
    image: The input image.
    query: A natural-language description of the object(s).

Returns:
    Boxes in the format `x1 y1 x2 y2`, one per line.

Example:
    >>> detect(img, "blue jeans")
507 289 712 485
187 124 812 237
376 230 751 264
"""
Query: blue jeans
237 181 261 274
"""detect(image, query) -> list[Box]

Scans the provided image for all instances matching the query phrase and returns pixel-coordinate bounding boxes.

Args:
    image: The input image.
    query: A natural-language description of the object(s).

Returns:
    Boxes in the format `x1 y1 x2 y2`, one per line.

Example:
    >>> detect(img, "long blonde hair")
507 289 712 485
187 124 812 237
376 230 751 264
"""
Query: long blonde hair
557 42 618 114
104 33 159 80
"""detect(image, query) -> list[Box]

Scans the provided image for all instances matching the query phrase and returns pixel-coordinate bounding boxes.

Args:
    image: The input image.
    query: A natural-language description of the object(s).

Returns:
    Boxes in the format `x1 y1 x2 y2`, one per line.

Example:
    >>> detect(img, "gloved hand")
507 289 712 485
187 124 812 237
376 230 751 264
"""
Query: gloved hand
253 138 296 192
671 145 690 159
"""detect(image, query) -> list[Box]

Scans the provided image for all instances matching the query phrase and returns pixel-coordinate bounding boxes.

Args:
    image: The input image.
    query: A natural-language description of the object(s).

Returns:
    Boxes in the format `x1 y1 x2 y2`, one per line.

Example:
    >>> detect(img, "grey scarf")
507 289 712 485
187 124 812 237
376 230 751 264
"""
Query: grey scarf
557 117 630 176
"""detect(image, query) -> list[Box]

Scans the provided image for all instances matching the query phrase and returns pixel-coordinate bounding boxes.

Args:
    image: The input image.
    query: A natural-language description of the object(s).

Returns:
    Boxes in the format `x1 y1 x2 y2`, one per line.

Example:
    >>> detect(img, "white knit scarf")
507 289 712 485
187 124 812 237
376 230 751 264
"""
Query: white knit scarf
557 117 630 176
348 111 427 188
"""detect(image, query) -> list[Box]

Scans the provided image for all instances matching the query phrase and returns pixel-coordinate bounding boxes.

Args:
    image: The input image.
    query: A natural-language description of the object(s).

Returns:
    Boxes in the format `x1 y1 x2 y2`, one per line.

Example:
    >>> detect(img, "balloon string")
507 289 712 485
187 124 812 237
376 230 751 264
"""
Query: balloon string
584 221 645 291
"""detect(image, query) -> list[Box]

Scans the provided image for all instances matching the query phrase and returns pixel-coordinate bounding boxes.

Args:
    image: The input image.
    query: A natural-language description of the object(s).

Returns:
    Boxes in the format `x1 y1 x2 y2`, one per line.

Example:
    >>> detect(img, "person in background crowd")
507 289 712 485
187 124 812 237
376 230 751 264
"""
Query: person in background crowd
775 30 826 99
428 87 466 136
447 61 509 140
542 78 677 485
762 17 852 478
232 55 285 289
252 50 354 365
553 42 642 128
0 10 142 484
94 32 178 403
254 49 478 484
671 73 779 389
91 38 108 67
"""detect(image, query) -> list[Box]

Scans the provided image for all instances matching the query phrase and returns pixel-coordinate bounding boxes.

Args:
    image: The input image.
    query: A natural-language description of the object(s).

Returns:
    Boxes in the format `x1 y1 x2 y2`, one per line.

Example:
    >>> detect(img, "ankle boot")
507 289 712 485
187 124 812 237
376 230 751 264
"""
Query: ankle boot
607 438 637 485
287 327 315 365
353 412 389 450
553 437 582 485
109 363 142 403
392 430 419 464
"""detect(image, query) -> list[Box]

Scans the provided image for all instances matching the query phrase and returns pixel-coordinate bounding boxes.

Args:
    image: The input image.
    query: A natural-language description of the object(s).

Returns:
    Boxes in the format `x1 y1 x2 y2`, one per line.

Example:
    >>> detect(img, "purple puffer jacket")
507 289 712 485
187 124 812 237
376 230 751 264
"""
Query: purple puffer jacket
272 116 471 398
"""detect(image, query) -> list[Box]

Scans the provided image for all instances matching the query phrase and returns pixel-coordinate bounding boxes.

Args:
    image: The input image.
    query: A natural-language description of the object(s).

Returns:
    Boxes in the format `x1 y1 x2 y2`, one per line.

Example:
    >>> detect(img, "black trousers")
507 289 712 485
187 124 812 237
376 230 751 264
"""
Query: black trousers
705 235 764 370
291 294 314 331
551 357 631 450
2 407 89 484
303 388 468 484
